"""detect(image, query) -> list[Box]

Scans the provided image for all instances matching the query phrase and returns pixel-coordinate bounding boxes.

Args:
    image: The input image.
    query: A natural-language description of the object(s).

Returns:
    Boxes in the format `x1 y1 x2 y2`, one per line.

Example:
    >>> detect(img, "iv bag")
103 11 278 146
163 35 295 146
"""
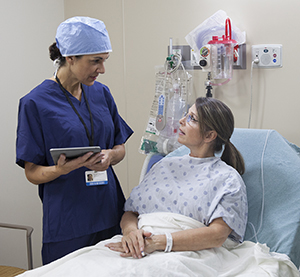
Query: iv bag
156 83 185 154
139 68 173 154
139 61 193 155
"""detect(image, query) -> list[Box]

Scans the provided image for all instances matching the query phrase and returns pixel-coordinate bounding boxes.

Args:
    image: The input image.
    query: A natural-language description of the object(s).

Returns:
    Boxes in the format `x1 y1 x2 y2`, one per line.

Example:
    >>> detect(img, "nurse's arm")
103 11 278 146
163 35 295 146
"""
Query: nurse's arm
103 144 126 165
24 151 97 185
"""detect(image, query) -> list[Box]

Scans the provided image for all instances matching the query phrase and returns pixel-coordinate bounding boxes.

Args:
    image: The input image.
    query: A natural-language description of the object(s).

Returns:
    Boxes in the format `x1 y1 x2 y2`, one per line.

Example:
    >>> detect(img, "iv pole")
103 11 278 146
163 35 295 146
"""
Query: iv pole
205 72 213 97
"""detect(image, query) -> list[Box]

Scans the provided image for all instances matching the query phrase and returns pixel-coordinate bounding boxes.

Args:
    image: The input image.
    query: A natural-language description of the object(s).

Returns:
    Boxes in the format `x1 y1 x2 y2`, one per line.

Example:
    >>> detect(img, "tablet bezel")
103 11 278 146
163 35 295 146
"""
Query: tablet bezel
50 146 101 164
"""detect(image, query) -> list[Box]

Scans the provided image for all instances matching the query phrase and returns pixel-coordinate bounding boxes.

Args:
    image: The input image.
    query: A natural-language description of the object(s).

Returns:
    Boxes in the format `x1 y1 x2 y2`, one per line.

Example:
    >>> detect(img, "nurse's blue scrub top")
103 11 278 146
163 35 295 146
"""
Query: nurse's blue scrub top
16 80 133 243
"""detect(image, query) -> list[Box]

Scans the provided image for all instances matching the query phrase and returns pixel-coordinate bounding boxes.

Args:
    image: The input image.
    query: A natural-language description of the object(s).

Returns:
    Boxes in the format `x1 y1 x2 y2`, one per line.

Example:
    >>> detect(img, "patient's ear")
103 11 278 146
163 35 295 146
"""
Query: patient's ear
204 130 217 143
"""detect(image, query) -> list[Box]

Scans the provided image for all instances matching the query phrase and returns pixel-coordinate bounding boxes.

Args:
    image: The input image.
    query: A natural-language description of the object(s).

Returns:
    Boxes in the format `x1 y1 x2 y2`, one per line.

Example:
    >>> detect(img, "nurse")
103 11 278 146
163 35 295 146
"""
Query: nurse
16 16 133 265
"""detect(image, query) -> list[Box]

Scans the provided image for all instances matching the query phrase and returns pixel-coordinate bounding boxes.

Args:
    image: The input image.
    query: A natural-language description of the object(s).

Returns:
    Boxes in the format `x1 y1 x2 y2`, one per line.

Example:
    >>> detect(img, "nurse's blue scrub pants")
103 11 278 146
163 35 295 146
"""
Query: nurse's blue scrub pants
42 224 120 265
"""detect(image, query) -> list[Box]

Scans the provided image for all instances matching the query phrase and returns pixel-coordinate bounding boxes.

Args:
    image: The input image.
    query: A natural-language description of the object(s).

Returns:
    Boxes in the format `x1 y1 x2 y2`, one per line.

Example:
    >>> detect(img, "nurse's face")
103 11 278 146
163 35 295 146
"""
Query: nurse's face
70 53 110 86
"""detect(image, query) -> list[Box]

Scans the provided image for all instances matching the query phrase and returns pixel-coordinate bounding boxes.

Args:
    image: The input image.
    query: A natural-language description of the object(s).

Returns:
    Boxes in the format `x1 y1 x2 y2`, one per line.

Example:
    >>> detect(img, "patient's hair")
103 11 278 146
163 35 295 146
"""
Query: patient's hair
195 97 245 175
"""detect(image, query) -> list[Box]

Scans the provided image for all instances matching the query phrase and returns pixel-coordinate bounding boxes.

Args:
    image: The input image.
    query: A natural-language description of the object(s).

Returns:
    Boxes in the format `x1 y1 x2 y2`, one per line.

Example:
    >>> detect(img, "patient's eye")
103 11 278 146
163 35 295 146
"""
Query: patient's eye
190 115 198 122
184 112 198 123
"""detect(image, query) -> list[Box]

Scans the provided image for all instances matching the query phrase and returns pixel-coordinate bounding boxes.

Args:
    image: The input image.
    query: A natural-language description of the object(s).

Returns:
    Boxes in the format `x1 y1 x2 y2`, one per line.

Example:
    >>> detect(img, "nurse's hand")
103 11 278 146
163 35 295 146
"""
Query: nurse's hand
56 151 101 171
84 149 111 171
85 144 126 172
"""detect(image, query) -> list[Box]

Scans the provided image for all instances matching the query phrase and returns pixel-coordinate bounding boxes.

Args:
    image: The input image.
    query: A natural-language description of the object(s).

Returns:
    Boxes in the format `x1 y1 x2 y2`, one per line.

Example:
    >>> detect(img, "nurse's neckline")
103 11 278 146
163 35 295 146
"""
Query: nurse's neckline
49 76 82 101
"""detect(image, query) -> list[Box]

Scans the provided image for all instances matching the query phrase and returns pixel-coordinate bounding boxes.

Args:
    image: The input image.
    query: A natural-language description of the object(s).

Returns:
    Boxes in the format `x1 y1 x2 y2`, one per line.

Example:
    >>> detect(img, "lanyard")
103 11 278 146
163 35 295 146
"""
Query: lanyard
55 76 94 146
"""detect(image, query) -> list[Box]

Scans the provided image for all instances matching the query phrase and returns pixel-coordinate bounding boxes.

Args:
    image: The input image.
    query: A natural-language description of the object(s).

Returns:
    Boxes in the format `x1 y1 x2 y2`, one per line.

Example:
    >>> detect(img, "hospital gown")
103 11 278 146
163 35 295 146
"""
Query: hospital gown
125 155 248 242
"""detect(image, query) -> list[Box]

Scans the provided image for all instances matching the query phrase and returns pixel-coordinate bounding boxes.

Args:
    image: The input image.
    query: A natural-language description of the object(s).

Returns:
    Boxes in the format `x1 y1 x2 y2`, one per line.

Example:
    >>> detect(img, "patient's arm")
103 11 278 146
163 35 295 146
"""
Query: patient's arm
106 215 232 258
146 217 232 252
121 211 152 258
106 211 152 259
120 211 139 234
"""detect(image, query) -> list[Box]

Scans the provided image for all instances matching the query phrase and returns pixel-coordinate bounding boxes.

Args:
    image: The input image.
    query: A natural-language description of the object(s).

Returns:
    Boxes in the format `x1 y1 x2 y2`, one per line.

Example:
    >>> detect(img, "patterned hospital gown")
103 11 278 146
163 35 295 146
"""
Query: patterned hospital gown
124 155 248 242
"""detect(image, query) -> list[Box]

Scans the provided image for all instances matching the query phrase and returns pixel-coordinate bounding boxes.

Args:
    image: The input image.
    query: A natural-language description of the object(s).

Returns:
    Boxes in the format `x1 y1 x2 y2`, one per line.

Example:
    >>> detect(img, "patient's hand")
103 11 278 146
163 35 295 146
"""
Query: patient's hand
105 241 124 253
105 230 152 259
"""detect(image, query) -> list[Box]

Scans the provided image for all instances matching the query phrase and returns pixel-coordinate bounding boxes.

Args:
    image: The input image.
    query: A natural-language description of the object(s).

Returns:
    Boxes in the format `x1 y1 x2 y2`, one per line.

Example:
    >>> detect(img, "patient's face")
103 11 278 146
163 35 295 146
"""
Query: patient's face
178 104 203 150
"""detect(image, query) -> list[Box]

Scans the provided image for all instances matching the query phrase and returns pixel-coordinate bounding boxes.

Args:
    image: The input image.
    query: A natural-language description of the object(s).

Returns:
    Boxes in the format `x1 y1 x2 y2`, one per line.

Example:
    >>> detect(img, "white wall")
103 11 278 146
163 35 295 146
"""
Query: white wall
0 0 64 269
65 0 300 198
1 0 300 270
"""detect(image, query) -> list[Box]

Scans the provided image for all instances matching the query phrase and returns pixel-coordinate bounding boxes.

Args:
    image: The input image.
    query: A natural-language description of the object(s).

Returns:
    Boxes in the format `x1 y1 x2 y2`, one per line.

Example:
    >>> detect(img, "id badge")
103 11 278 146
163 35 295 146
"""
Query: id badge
85 170 108 186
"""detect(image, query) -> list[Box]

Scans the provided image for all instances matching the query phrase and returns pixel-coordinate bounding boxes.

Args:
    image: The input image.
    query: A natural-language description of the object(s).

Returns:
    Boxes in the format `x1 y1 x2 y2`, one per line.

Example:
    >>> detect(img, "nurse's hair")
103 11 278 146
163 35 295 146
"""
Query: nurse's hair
195 97 245 175
48 42 83 66
49 42 66 65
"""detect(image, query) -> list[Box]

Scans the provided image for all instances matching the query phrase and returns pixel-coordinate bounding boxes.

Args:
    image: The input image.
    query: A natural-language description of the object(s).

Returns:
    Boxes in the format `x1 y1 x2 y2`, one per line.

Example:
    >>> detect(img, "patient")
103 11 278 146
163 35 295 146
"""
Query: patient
106 96 248 259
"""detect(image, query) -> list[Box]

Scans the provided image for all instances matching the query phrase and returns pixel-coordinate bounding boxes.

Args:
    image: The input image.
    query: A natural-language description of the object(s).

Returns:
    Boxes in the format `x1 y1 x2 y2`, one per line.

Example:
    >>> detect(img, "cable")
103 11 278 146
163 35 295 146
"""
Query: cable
248 61 254 128
256 130 270 236
247 129 270 241
248 57 259 128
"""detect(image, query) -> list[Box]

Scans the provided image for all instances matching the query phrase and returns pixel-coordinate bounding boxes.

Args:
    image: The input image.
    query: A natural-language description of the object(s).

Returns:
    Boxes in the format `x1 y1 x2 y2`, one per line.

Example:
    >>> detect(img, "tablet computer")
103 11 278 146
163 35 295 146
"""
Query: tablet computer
50 146 101 164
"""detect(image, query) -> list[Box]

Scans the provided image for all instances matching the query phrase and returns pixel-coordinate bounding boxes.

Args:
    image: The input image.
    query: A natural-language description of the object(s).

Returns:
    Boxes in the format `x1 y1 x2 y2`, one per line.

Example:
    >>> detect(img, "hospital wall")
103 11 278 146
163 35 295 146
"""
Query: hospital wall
0 0 65 269
65 0 300 196
0 0 299 270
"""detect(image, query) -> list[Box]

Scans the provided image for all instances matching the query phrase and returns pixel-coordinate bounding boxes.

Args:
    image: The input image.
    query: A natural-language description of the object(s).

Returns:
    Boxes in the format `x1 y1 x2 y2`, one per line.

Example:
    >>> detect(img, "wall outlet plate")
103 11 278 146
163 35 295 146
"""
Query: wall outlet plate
252 44 282 68
168 45 197 70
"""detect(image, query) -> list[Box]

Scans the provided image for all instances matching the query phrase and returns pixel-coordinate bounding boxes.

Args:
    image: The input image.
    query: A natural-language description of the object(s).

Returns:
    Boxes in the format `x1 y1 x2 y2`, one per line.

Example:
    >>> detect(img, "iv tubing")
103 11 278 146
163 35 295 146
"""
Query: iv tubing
166 53 182 74
211 78 231 86
164 53 188 93
247 130 270 241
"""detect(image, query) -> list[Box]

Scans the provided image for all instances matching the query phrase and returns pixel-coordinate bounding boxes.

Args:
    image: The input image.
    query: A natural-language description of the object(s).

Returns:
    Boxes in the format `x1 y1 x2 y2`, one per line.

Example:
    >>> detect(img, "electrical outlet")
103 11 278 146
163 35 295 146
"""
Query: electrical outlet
252 44 282 68
190 48 200 67
233 44 246 69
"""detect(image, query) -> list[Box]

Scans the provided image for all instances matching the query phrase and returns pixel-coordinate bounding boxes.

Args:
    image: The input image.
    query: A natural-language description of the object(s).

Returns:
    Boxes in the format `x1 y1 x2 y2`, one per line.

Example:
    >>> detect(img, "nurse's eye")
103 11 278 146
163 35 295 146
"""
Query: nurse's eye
90 57 105 64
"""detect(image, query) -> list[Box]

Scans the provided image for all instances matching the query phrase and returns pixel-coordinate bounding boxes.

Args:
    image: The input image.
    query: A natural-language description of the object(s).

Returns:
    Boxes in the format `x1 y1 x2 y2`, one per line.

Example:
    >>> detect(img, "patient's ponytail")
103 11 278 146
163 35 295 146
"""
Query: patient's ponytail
195 97 245 175
222 141 245 175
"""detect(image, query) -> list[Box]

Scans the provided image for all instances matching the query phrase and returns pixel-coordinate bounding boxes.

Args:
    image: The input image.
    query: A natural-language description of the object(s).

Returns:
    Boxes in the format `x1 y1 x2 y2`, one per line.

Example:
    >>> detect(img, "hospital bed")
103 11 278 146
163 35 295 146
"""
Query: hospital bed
142 128 300 268
18 128 300 276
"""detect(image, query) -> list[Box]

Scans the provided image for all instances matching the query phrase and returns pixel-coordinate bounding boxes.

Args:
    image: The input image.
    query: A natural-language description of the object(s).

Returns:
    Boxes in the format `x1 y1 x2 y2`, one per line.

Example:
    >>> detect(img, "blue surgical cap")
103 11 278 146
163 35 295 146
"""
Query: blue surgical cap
55 16 112 57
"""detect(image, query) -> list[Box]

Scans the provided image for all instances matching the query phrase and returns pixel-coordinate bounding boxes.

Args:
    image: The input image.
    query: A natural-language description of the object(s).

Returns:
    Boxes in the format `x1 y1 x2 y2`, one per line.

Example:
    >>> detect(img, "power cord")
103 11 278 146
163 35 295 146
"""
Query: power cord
248 56 260 128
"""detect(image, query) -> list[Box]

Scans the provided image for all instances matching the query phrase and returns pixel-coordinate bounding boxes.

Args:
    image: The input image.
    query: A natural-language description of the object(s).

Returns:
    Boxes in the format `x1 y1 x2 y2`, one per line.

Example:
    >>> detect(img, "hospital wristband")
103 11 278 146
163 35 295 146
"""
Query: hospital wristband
164 232 173 253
